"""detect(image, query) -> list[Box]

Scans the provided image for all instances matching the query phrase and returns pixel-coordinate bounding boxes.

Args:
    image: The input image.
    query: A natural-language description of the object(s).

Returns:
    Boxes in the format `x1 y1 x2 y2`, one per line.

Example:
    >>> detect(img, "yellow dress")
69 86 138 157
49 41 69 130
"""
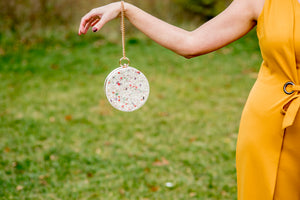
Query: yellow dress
236 0 300 199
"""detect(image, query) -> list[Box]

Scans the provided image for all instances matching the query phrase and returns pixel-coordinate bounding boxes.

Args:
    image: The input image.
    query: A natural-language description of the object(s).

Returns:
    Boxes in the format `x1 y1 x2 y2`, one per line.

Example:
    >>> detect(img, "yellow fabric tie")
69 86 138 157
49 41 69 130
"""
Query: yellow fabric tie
282 84 300 129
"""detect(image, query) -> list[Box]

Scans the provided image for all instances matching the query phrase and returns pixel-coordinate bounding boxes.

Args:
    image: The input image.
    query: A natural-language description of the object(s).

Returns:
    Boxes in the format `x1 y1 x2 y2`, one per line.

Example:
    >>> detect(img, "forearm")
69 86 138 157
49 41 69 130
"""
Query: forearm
124 1 255 58
124 3 193 58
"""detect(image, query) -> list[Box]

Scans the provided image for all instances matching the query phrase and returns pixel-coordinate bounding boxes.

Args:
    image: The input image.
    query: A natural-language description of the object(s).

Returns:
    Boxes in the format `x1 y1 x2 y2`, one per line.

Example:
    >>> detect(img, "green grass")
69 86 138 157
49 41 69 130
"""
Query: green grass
0 29 261 200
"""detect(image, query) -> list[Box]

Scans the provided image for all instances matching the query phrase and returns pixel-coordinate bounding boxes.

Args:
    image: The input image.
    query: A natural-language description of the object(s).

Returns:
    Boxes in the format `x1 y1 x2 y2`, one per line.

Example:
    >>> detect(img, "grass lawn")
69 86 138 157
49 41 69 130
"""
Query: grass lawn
0 29 261 200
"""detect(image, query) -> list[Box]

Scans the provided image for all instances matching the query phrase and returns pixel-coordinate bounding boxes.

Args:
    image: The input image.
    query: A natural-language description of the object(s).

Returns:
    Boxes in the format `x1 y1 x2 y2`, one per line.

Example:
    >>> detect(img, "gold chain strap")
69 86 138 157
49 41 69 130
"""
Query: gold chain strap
119 0 130 67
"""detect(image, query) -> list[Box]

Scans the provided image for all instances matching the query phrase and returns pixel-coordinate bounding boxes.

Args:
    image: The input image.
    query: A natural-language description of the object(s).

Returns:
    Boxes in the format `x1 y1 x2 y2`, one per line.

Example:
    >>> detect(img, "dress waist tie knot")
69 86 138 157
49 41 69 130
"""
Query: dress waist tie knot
282 82 300 129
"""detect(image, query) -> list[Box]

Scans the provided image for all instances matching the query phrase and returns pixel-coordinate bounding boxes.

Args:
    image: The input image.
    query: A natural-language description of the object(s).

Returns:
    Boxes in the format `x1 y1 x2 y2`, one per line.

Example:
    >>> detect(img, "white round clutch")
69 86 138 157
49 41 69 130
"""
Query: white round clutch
104 66 150 112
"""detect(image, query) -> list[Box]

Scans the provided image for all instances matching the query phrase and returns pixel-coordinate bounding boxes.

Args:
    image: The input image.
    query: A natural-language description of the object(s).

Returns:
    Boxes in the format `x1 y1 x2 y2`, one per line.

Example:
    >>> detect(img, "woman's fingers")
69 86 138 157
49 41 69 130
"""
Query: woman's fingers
91 18 100 27
83 17 100 33
91 15 109 32
82 18 92 33
79 16 89 34
79 9 101 35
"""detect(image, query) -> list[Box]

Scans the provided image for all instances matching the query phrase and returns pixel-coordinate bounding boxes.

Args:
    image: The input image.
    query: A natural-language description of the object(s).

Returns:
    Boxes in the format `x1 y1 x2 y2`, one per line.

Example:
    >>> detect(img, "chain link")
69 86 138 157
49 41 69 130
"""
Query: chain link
121 1 125 58
120 0 130 67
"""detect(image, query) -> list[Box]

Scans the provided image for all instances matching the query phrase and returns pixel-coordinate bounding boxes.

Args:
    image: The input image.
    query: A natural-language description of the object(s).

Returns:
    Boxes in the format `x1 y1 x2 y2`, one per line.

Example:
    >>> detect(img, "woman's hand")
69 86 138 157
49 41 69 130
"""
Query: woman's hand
78 2 122 35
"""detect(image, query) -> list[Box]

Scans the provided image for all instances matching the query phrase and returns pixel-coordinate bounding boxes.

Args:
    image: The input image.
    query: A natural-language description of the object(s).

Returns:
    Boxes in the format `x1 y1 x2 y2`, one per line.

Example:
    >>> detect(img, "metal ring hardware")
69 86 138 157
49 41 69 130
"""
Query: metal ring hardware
283 81 295 95
119 57 130 68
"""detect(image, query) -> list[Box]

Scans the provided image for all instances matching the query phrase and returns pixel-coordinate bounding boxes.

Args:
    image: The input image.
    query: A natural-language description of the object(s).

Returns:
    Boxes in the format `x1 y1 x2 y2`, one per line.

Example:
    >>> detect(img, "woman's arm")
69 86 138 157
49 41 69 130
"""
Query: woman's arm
78 0 263 58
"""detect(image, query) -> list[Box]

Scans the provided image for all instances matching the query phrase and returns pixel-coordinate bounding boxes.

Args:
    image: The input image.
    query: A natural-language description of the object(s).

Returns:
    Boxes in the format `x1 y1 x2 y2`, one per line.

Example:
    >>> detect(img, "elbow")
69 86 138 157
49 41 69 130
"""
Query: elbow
183 54 197 59
175 47 199 59
179 49 202 59
179 45 212 59
176 35 204 59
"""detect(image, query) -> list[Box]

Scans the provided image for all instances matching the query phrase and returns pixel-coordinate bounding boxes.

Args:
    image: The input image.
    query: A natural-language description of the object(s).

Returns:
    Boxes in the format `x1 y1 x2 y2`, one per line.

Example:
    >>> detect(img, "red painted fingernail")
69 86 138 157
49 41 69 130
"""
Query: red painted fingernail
92 27 98 32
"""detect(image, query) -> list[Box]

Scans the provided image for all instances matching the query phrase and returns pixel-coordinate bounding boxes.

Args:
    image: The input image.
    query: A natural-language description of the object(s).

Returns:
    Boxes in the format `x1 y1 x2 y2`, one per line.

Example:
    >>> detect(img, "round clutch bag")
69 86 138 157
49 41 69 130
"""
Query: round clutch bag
104 66 150 112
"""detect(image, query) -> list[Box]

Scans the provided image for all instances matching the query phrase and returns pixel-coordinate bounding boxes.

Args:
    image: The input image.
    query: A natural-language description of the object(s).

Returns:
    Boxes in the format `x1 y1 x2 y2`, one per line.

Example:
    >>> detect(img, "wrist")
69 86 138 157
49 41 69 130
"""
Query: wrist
122 1 132 18
121 1 127 10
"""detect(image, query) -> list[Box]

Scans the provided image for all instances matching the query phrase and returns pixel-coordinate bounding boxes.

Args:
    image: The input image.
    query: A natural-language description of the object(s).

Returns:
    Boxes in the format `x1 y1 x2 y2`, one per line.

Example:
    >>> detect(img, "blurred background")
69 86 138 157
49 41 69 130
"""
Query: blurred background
0 0 232 41
0 0 263 200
